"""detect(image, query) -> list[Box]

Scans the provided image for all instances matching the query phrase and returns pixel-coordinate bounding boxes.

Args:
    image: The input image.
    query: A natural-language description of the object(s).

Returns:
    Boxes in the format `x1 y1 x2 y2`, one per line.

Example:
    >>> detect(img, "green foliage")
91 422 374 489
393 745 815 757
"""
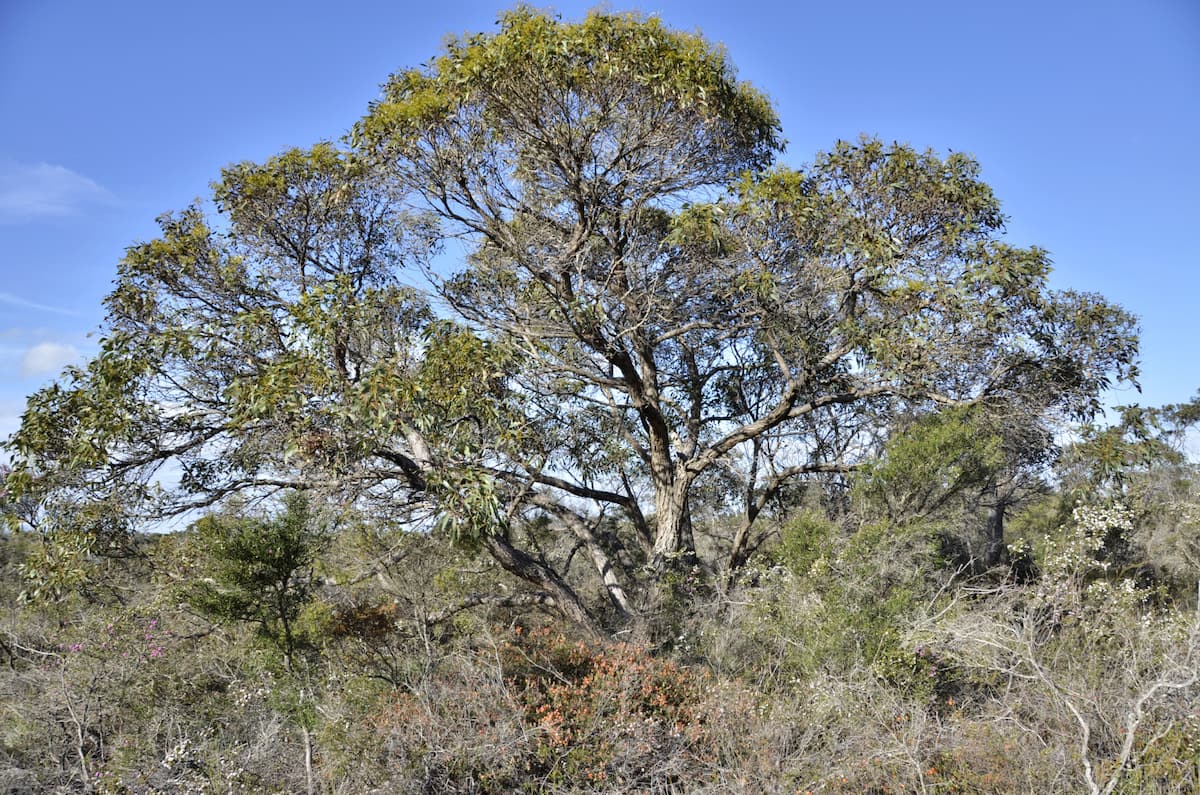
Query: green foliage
357 7 781 168
1 22 1179 793
772 510 838 577
16 527 95 603
4 6 1143 639
737 512 941 684
1061 401 1194 494
857 405 1004 523
8 140 436 534
3 474 1200 793
1113 717 1200 794
183 493 328 666
1054 398 1200 596
917 500 1200 795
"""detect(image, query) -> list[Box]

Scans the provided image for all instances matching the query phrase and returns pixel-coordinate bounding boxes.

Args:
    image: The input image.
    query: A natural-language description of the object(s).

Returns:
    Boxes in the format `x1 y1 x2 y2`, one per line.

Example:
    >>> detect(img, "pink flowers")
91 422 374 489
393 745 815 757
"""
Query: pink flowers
55 615 169 663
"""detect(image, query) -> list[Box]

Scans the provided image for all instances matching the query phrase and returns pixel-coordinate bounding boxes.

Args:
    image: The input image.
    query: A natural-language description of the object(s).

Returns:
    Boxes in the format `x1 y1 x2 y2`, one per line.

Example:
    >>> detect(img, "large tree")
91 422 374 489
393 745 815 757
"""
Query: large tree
6 9 1137 634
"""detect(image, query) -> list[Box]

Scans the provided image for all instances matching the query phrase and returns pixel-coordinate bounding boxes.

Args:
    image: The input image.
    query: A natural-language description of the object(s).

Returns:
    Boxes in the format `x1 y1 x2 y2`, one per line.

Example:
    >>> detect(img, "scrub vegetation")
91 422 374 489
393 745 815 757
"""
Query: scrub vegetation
2 9 1196 793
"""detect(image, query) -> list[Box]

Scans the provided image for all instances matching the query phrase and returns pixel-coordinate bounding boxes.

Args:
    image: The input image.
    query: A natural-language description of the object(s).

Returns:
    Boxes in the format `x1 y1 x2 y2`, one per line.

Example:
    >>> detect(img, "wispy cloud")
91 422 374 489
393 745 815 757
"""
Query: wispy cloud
0 161 116 222
0 292 82 317
20 341 79 378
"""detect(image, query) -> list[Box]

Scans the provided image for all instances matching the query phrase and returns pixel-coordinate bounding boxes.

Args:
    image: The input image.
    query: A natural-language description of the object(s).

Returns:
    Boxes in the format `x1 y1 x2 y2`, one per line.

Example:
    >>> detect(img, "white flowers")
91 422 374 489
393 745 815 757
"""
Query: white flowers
161 736 192 767
1042 503 1134 582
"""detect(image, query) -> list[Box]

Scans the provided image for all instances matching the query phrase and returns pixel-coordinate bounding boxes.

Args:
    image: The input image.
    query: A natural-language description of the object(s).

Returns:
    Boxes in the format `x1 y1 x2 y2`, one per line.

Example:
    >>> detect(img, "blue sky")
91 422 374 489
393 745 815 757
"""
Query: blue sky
1 0 1197 446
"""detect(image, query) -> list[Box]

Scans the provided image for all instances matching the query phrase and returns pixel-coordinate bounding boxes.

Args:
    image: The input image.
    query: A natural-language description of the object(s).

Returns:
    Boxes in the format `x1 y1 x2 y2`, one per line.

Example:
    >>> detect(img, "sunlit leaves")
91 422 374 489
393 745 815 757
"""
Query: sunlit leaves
3 9 1143 629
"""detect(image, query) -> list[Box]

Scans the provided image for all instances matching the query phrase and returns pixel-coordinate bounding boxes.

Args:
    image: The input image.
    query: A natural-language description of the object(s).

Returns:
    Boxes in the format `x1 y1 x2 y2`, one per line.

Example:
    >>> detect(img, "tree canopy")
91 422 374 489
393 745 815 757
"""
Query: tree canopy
5 8 1139 635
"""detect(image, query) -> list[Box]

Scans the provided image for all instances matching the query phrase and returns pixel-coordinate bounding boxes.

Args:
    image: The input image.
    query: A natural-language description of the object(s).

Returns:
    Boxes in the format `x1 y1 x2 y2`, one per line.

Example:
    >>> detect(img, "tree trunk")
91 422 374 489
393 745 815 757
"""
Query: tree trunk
983 486 1010 568
484 533 605 637
651 478 696 570
302 726 314 795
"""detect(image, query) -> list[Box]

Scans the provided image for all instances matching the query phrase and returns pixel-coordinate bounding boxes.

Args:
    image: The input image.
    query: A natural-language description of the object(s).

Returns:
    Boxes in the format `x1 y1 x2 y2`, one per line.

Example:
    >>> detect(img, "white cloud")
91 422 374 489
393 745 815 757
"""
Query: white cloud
0 161 116 222
20 341 79 378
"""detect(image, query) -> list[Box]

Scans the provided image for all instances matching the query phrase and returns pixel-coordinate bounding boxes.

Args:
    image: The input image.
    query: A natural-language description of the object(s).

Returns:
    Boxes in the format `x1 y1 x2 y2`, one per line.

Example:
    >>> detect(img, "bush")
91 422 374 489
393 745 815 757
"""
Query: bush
366 625 720 792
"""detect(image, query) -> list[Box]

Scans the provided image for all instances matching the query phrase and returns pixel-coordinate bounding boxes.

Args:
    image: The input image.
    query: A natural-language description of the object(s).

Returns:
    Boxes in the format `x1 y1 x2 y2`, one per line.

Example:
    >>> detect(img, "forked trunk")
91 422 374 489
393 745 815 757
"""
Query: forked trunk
651 479 696 571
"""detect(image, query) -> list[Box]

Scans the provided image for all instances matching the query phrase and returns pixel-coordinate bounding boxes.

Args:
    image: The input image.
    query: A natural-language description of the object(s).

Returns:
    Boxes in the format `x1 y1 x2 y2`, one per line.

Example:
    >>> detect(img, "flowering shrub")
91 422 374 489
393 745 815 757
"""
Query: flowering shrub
1037 503 1136 584
1011 502 1164 644
915 501 1200 795
64 614 171 663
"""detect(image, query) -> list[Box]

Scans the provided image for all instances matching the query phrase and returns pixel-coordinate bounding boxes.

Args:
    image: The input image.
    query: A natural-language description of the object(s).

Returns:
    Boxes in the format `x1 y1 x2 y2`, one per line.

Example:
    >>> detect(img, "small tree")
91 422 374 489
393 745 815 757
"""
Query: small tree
184 492 328 794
